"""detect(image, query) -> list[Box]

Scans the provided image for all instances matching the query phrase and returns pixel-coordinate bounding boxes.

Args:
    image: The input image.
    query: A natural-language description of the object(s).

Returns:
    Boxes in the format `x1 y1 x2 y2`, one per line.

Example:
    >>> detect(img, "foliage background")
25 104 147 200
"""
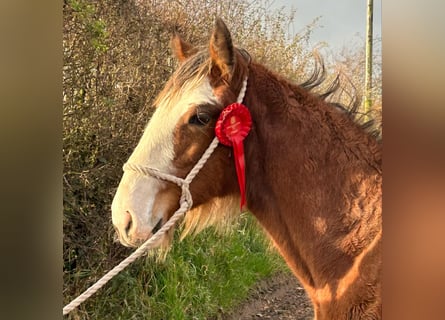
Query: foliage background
63 0 381 318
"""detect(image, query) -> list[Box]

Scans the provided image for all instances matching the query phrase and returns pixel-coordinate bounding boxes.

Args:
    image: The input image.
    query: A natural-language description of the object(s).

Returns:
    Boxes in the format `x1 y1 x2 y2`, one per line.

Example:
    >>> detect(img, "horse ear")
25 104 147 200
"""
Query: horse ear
209 18 235 78
171 33 197 62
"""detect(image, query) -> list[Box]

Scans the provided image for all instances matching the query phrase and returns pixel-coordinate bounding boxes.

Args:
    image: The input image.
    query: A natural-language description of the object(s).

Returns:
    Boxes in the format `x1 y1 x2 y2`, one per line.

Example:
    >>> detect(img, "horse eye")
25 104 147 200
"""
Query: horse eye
188 113 211 126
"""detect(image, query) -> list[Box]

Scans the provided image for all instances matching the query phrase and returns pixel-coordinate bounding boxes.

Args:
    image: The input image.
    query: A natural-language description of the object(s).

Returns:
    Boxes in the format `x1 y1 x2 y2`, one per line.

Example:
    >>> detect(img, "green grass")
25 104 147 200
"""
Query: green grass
66 214 287 319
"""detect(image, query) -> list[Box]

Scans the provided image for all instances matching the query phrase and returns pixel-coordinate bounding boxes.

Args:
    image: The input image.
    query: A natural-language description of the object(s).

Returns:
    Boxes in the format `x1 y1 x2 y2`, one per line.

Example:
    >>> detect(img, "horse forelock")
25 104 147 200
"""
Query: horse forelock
154 50 213 110
153 45 251 112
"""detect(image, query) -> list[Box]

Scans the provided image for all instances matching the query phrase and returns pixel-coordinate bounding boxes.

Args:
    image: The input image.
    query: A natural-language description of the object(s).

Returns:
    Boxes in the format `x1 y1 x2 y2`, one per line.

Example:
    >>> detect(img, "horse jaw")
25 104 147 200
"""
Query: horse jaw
111 78 218 247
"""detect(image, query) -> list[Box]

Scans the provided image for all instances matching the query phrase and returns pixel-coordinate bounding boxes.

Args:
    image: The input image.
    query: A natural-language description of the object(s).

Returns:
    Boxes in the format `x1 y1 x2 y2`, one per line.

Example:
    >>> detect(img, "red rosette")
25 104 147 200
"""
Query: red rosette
215 103 252 209
215 103 252 146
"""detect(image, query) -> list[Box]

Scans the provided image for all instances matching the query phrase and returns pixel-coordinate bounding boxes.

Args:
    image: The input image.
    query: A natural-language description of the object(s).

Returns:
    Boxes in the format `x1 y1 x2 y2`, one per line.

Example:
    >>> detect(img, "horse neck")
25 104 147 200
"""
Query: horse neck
243 63 382 290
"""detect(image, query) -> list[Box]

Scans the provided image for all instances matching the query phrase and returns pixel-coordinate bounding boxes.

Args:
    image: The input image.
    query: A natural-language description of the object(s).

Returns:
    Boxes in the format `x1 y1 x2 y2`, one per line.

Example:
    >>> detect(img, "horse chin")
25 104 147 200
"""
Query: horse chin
113 218 168 248
114 232 138 248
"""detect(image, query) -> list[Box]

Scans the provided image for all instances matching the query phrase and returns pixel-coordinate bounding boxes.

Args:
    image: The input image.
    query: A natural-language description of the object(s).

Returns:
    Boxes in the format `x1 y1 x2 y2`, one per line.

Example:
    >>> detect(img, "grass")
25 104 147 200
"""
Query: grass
65 214 287 319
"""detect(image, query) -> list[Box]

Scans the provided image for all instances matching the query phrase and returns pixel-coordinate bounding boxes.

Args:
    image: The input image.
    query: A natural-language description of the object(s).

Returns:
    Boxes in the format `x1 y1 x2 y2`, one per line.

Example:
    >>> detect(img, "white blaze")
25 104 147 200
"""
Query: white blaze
112 78 218 245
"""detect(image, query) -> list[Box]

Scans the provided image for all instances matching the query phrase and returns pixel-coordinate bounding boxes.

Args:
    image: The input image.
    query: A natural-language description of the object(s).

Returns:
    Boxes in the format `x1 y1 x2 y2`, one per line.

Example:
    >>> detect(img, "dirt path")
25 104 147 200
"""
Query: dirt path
219 272 314 319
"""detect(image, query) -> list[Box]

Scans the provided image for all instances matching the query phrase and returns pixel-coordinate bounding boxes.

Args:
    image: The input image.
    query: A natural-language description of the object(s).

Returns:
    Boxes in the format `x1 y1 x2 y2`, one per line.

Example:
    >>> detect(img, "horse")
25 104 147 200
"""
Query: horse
111 19 382 320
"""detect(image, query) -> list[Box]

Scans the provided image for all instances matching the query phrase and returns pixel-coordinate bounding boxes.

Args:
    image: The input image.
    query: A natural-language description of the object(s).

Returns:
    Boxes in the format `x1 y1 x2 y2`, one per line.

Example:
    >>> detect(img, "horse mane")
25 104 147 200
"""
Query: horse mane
299 53 382 140
154 49 213 110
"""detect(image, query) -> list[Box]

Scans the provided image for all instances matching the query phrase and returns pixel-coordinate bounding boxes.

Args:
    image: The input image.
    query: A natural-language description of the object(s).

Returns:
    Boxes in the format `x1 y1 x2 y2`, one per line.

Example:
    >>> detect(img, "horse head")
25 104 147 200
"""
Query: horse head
112 19 249 247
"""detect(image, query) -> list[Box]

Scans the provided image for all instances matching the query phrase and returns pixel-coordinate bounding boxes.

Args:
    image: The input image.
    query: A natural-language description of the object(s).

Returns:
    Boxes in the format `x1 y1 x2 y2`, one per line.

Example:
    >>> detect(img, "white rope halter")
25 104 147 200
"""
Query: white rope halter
63 75 248 316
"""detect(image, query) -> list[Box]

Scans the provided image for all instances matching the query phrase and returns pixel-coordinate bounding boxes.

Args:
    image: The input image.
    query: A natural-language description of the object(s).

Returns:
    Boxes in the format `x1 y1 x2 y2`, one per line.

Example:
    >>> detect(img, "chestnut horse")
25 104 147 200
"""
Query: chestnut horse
112 19 382 319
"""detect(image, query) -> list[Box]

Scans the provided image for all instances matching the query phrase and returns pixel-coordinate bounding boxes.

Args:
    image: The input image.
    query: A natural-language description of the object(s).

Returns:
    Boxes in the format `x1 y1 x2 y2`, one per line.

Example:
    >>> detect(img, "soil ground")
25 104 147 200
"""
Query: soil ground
217 272 314 320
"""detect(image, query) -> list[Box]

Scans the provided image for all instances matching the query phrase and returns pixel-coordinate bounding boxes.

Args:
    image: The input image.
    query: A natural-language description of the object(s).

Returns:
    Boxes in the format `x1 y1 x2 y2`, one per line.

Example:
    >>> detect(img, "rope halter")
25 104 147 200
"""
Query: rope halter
62 75 248 316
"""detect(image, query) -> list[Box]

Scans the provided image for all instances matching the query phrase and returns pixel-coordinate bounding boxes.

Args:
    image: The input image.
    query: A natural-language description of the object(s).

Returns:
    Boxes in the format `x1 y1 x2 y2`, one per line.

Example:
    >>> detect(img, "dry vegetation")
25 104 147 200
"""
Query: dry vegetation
63 0 381 317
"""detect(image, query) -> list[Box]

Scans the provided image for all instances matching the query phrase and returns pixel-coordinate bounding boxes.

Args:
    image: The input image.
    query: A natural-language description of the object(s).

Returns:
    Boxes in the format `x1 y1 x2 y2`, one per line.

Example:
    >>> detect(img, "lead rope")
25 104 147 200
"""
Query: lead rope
63 75 248 316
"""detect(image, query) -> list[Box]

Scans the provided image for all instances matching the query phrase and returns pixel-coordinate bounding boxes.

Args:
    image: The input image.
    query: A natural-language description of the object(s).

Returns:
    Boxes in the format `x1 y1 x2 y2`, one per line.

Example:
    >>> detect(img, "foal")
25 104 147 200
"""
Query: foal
112 19 382 319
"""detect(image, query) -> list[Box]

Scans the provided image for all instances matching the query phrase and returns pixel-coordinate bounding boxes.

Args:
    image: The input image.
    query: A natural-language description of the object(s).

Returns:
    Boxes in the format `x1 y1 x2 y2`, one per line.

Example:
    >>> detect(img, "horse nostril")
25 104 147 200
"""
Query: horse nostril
124 210 133 237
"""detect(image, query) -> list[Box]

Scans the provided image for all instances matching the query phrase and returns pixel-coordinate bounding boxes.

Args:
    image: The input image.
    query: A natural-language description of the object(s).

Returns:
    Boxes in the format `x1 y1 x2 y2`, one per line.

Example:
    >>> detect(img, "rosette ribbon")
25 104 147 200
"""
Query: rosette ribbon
215 103 252 209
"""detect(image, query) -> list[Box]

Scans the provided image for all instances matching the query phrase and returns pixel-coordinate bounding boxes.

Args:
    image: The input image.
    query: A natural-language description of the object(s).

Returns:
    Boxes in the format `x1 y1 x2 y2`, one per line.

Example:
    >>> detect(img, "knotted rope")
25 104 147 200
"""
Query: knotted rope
63 76 247 316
